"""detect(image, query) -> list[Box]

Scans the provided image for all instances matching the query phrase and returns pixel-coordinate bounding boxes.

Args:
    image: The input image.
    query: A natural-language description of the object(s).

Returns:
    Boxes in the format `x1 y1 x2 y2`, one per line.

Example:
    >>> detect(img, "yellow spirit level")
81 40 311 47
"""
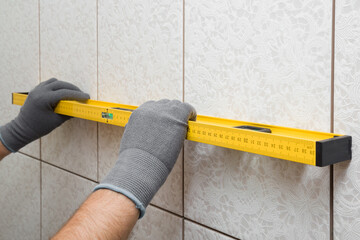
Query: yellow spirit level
12 92 351 167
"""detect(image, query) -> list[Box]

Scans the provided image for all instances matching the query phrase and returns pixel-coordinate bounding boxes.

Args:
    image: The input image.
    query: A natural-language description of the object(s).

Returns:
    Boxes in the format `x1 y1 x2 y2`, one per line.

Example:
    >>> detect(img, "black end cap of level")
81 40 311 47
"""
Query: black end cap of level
316 135 352 167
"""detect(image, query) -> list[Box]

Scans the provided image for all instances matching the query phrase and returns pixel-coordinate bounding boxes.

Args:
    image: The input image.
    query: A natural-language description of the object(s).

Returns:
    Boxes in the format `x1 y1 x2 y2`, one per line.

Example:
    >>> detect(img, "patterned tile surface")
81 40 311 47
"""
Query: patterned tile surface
0 0 40 158
98 0 183 105
334 1 360 239
129 206 182 240
0 153 40 240
40 0 98 180
184 221 234 240
41 162 96 240
184 0 332 239
41 119 98 180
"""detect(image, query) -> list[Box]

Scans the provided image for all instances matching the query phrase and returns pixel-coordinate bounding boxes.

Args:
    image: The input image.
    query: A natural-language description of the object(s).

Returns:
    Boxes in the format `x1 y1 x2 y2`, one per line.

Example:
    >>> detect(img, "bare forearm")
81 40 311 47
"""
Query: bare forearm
52 189 139 240
0 141 11 161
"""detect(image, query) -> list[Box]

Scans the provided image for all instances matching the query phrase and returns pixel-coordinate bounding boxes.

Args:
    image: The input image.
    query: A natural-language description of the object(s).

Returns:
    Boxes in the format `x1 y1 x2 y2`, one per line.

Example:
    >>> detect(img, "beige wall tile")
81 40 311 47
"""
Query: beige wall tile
0 0 40 158
0 153 40 240
20 140 40 159
41 162 96 240
98 123 183 215
129 206 182 240
40 0 98 180
40 0 97 98
185 221 234 240
41 118 98 180
98 0 183 105
334 1 360 239
184 0 332 239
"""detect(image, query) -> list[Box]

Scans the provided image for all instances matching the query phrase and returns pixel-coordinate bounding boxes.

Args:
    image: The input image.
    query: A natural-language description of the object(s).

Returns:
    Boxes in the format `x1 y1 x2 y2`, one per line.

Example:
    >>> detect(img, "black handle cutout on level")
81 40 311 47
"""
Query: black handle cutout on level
234 125 272 133
112 107 134 112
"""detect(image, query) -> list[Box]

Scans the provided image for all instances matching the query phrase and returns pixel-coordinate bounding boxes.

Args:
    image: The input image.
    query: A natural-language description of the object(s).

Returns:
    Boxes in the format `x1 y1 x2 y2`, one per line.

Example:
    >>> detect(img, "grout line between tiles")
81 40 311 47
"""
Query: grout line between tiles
17 153 98 185
96 0 99 183
18 151 41 162
331 1 335 134
40 160 42 240
18 152 98 184
182 0 185 103
184 218 241 240
330 0 336 239
97 123 99 182
182 1 185 239
38 0 42 236
149 204 241 240
150 203 186 219
38 0 41 86
96 0 99 102
38 1 42 237
41 159 99 184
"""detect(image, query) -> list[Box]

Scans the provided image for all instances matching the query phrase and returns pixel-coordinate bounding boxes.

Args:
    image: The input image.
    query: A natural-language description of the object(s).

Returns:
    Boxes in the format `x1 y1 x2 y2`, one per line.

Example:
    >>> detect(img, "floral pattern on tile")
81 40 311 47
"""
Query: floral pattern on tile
185 141 330 239
334 0 360 239
98 0 182 106
184 0 332 239
129 206 182 240
185 0 331 130
185 220 234 240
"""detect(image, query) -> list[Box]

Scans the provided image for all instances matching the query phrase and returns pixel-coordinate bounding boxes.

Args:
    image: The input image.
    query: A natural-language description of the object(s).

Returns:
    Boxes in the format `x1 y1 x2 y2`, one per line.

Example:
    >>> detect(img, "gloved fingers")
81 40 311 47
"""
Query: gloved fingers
137 99 197 122
183 102 197 121
156 99 171 105
47 89 90 107
46 79 82 91
165 100 197 122
40 78 58 87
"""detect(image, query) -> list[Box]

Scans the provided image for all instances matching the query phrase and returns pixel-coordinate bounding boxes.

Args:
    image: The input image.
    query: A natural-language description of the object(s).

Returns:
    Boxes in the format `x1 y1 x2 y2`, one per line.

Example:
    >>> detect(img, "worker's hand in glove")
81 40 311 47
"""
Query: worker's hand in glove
94 99 197 218
0 78 90 152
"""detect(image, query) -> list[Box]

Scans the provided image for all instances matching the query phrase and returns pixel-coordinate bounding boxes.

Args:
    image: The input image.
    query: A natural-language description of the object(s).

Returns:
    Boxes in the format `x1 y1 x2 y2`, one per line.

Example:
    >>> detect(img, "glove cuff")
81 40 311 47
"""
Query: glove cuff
0 119 30 153
0 131 16 153
94 183 146 218
94 148 169 218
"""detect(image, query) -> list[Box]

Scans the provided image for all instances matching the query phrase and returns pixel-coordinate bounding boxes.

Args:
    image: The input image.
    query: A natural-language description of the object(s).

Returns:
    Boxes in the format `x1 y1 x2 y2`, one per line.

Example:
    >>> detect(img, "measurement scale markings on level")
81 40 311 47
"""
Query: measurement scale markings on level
11 92 351 167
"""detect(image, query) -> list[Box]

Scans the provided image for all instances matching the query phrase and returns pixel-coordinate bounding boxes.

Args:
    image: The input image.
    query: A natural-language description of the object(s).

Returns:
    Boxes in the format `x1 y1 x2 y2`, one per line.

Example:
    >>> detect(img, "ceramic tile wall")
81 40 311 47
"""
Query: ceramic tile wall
40 0 98 180
0 153 40 240
0 0 40 158
184 0 332 239
184 221 235 240
334 0 360 239
0 0 359 239
129 206 183 240
41 162 97 239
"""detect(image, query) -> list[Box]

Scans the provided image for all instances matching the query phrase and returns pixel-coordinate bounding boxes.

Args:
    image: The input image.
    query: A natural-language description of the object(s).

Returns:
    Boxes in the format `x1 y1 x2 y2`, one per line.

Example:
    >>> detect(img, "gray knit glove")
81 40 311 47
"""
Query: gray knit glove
94 99 197 218
0 78 90 152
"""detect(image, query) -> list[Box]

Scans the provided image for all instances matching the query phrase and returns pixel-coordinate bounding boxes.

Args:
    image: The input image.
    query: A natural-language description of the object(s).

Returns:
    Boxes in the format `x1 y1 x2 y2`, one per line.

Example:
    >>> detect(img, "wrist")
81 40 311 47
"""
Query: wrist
52 189 139 240
0 117 32 152
0 137 11 160
95 148 169 218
